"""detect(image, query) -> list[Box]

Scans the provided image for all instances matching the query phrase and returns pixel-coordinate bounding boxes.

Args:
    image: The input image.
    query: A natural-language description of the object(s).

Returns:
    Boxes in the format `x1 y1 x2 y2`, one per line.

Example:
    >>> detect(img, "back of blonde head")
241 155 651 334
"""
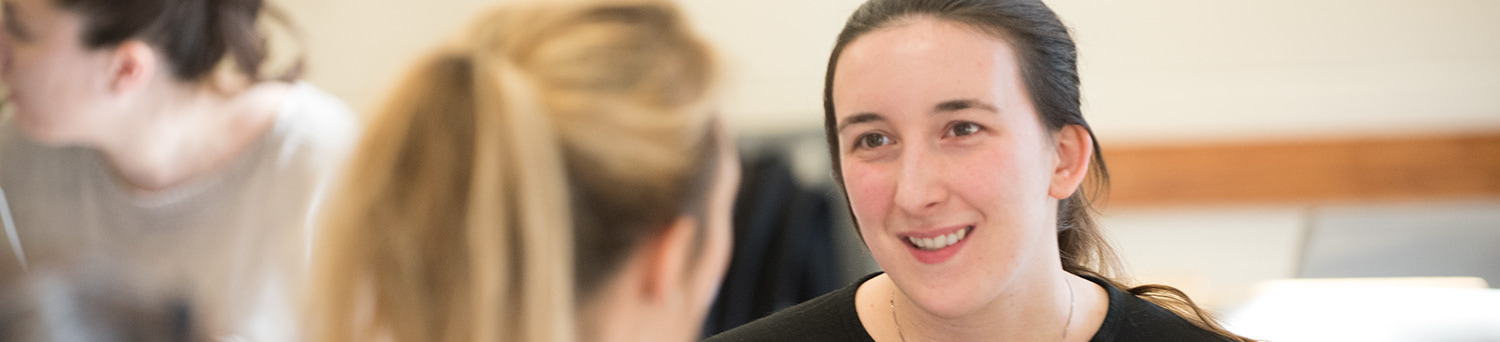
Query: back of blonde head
308 1 719 341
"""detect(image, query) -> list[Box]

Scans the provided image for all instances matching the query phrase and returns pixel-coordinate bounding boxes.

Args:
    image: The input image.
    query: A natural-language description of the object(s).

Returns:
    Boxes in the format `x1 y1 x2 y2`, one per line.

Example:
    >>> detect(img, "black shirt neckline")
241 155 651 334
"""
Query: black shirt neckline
705 271 1234 341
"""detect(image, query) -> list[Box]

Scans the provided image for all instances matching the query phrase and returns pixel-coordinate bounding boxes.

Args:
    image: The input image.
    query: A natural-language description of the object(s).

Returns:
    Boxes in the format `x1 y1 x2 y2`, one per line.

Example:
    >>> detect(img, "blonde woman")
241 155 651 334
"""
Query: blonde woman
308 1 738 341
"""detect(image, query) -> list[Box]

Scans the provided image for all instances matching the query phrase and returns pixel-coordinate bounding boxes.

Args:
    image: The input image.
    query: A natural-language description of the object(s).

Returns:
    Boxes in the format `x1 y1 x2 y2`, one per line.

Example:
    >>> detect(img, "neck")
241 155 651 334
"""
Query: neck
94 82 282 192
891 261 1085 341
578 270 660 342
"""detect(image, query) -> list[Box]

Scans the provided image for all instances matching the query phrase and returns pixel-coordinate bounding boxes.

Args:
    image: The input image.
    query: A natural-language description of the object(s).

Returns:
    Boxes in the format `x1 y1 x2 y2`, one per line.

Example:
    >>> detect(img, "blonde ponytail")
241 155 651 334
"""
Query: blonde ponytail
308 1 721 341
462 48 577 342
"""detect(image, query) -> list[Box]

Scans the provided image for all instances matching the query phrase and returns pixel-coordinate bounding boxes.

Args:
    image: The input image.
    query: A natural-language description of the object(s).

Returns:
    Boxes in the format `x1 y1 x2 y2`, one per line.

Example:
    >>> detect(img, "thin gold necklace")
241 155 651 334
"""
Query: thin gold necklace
1062 275 1076 340
890 288 907 342
889 277 1076 341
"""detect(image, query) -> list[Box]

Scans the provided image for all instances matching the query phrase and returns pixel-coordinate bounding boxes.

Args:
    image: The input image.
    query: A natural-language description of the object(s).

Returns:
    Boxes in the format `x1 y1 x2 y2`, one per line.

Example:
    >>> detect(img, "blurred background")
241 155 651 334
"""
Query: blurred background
274 0 1500 340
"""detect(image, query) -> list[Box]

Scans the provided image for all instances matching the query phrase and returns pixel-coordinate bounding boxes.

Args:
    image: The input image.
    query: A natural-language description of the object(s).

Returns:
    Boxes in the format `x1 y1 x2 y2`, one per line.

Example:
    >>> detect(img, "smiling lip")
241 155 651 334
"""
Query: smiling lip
897 225 975 264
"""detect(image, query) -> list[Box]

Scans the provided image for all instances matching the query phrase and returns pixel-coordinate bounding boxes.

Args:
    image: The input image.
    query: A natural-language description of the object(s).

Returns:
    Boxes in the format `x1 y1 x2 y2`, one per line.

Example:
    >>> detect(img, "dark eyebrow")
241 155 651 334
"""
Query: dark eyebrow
837 99 996 133
933 99 999 114
836 112 884 133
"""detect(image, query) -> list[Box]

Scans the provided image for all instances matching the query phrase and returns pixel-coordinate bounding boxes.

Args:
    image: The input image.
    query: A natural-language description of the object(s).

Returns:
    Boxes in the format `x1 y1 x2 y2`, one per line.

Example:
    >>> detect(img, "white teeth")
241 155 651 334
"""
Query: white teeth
906 227 972 251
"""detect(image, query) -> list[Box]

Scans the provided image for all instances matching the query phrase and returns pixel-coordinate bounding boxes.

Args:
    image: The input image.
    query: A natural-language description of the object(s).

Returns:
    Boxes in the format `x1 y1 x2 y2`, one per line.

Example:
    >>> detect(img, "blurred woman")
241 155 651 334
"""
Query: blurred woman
308 1 737 341
0 0 357 339
709 0 1253 341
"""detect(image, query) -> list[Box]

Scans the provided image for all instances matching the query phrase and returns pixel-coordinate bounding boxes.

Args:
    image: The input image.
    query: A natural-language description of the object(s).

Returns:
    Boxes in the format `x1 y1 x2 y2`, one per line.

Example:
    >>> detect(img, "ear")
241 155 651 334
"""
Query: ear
638 216 697 304
1048 124 1093 199
106 41 157 94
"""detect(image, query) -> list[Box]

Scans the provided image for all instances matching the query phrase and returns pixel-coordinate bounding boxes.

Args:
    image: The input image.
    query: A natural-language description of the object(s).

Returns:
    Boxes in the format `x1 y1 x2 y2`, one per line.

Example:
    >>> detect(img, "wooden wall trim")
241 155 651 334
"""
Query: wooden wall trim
1098 133 1500 207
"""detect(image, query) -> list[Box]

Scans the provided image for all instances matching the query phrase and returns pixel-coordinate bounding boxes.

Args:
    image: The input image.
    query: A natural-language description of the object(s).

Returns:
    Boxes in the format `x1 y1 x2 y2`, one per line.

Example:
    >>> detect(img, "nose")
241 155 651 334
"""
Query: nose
892 143 949 216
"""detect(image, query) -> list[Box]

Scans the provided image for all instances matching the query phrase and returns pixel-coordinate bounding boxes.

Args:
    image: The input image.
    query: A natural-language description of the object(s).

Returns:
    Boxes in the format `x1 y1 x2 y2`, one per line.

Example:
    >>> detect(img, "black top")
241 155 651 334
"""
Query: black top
705 272 1235 342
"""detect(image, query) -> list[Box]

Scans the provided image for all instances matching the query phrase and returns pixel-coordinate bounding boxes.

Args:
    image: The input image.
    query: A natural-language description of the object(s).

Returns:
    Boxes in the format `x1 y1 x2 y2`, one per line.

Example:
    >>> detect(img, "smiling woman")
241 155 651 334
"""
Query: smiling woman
708 1 1255 341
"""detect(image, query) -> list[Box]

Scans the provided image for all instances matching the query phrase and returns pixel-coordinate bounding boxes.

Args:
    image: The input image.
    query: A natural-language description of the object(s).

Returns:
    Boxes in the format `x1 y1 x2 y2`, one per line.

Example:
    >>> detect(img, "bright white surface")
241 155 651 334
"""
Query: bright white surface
1101 200 1500 313
1225 278 1500 342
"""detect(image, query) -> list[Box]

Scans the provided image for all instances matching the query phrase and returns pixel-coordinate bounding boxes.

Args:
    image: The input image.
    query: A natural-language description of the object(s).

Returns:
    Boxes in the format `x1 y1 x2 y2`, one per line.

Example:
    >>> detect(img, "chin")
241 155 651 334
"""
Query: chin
903 278 996 319
12 113 78 146
889 251 1025 320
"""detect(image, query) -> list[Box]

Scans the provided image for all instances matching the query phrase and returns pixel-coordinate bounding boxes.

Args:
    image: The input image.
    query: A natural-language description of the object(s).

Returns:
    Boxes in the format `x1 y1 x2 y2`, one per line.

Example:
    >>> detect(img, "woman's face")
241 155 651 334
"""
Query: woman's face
832 18 1066 318
1 0 115 144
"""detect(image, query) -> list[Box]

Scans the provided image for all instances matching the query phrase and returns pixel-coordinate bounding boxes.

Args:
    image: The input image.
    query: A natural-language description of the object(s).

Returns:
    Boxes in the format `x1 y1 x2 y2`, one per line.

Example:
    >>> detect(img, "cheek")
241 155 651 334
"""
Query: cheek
954 142 1056 230
952 151 1025 204
841 160 895 234
8 50 110 143
8 53 61 102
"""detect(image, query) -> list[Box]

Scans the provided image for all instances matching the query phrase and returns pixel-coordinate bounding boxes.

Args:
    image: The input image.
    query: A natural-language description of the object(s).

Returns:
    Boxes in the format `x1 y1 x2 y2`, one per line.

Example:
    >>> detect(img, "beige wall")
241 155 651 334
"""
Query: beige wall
276 0 1499 142
271 0 871 128
271 0 497 116
1054 0 1500 144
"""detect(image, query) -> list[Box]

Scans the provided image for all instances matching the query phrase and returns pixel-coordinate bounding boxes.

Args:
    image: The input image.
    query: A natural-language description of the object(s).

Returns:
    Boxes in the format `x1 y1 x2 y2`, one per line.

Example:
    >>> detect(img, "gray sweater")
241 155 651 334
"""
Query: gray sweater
0 83 359 341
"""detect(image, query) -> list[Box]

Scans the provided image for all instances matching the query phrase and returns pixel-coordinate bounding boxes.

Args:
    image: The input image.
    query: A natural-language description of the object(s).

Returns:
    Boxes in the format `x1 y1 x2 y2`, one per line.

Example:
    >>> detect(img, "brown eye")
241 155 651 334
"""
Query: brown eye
857 133 891 149
949 122 981 137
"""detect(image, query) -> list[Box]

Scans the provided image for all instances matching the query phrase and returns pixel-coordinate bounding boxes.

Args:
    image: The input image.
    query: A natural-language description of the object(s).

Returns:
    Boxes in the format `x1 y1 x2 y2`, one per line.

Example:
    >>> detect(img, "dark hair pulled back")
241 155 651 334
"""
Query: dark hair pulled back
823 1 1254 341
55 0 301 82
